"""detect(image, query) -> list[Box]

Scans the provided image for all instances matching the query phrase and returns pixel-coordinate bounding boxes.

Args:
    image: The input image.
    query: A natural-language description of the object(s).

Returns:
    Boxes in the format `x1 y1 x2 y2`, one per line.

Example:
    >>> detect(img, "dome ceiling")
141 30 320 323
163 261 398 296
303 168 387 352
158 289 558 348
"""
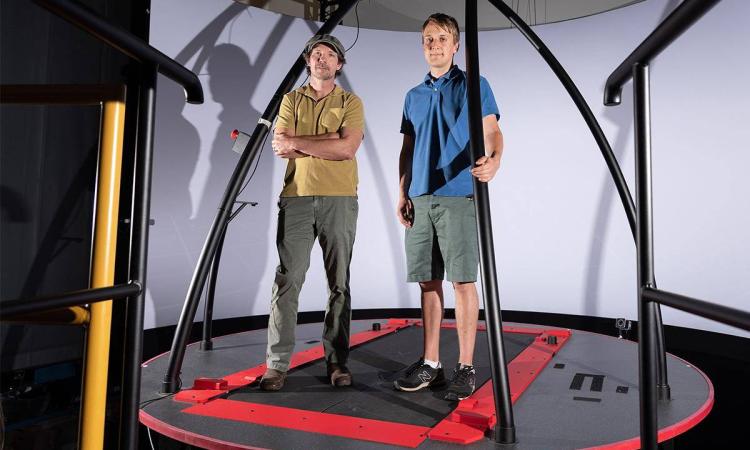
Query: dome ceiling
235 0 645 31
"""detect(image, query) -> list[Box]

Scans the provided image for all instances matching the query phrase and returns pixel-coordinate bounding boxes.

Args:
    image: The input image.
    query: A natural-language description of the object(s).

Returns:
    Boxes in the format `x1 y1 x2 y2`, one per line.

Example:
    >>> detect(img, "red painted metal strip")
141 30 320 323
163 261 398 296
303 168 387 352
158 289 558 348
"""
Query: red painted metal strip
140 409 267 450
429 328 572 444
183 398 430 448
172 320 413 404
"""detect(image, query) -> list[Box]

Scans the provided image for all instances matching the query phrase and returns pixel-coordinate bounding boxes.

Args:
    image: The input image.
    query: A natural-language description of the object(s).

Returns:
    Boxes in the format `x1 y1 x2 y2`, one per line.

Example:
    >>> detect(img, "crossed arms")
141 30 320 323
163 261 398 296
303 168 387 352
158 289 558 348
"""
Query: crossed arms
272 127 363 161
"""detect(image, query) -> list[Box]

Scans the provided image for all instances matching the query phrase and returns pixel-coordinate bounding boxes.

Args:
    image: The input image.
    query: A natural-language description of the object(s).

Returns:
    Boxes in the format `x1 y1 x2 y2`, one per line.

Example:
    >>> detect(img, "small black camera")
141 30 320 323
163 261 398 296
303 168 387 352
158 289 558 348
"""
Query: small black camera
615 318 632 339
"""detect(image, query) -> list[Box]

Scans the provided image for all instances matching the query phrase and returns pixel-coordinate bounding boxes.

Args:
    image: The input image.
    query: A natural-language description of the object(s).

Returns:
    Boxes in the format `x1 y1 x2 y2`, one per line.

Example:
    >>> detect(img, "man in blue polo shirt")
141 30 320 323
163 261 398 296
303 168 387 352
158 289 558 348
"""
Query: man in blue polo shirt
394 13 504 401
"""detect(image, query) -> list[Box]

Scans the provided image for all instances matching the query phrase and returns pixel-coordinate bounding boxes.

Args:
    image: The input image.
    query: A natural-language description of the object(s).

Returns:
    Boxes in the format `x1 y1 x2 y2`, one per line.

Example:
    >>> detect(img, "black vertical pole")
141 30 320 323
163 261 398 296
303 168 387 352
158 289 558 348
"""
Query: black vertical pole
465 0 515 444
634 62 658 450
654 302 670 400
120 62 158 449
201 225 228 351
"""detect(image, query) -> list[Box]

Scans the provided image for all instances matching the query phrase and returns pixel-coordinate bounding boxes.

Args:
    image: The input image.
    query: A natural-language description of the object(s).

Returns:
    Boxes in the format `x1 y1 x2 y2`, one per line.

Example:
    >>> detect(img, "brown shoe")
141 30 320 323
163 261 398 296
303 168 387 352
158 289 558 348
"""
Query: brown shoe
328 364 352 387
259 368 286 391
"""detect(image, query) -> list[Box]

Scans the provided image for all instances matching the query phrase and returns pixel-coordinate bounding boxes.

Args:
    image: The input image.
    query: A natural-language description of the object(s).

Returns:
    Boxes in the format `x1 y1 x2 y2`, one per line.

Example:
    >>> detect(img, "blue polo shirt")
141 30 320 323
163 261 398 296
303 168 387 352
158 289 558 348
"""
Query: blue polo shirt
401 65 500 198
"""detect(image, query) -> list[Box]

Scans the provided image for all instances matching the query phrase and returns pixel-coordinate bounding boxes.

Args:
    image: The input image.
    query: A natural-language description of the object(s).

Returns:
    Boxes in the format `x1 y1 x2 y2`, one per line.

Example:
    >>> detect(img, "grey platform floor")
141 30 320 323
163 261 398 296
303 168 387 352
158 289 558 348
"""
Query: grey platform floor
140 321 712 449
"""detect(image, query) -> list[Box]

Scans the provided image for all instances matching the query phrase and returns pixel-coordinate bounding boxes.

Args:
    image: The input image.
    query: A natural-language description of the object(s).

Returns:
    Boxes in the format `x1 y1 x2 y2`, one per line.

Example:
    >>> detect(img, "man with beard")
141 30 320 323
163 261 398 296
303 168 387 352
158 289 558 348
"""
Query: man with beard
260 35 364 391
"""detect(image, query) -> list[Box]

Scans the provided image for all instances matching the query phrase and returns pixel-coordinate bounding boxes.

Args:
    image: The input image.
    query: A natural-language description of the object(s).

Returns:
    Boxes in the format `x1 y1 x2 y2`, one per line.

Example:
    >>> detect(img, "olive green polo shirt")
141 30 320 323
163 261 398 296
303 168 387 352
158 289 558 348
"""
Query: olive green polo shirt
275 84 364 197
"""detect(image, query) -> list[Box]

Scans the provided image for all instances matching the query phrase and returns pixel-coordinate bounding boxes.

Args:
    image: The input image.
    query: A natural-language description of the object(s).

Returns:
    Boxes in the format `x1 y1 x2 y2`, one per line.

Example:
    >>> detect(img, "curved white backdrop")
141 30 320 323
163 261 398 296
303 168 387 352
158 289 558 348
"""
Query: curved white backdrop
148 0 749 338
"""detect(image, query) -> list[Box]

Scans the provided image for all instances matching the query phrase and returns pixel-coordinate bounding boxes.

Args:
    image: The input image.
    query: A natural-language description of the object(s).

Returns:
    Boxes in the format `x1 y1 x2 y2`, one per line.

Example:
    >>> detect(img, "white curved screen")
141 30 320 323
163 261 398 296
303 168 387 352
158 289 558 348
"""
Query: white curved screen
148 0 750 338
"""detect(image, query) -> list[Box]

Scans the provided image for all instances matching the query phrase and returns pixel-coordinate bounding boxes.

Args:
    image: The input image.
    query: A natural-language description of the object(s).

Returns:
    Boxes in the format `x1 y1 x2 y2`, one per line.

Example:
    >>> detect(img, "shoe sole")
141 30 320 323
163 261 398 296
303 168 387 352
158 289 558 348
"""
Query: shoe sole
444 390 473 401
393 378 447 392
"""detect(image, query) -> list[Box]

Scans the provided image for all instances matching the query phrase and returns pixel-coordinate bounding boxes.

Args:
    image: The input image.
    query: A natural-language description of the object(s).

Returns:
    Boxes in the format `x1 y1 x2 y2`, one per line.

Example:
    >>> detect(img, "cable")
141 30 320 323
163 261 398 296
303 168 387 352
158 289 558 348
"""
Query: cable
345 0 361 53
236 128 271 197
147 426 156 450
139 377 180 409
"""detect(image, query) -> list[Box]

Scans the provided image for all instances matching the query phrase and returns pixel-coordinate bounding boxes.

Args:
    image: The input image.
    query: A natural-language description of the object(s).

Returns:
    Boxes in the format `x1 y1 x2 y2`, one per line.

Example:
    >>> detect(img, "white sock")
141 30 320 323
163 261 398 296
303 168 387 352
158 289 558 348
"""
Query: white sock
424 359 441 369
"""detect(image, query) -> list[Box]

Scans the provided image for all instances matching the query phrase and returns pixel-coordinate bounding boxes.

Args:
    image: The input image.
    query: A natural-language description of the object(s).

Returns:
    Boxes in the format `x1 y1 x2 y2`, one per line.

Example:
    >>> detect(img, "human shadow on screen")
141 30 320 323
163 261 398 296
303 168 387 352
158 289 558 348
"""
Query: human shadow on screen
149 4 293 329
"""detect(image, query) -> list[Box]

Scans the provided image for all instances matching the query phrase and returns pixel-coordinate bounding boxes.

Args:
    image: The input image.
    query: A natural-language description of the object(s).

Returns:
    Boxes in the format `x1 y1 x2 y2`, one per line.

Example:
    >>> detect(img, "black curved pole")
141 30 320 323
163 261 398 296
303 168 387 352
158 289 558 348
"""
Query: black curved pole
161 0 359 394
201 201 252 350
200 225 227 351
604 0 721 106
466 0 515 443
34 0 204 103
486 0 671 395
487 0 636 237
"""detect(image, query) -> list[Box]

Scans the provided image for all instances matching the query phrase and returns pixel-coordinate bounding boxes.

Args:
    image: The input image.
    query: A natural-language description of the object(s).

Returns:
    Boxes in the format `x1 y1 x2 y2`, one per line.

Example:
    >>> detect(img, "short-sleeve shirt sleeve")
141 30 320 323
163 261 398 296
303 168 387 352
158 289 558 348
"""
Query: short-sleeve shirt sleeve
275 92 295 131
480 77 500 120
342 94 365 130
400 93 415 136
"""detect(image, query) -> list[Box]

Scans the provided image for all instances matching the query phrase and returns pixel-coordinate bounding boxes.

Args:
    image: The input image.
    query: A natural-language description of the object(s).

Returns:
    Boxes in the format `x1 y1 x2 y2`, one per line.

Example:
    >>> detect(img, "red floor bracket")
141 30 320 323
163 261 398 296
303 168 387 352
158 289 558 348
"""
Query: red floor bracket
429 328 571 444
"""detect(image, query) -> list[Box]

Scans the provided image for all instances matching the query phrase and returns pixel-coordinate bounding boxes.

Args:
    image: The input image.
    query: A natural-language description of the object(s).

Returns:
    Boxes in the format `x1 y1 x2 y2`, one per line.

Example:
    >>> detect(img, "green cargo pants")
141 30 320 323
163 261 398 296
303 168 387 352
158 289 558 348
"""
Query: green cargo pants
266 196 358 372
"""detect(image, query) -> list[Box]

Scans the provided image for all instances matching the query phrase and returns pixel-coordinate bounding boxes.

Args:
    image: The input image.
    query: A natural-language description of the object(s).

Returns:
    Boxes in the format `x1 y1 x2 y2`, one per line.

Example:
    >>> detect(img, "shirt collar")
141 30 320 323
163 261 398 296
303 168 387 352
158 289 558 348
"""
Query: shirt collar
423 65 463 87
298 83 343 100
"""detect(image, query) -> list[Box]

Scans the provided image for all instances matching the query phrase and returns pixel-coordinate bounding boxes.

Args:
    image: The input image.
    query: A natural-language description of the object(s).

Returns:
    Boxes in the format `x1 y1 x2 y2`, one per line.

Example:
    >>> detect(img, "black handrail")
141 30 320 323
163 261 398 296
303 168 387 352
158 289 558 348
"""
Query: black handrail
20 1 203 447
34 0 204 104
644 288 750 332
161 0 360 394
605 1 749 447
1 282 142 318
604 0 720 106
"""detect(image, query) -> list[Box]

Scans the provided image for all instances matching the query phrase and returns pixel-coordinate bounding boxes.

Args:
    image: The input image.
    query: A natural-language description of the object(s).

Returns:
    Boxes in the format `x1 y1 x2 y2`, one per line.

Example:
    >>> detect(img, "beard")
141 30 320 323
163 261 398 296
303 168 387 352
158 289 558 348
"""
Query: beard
312 67 335 80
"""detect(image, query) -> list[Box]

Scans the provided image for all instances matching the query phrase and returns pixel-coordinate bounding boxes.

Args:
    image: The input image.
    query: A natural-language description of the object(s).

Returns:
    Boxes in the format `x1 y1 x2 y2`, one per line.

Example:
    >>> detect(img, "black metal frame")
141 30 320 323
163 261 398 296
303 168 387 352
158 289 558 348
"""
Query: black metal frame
2 1 205 447
605 0 750 448
120 62 158 449
2 283 142 318
176 0 682 444
605 0 722 107
16 0 745 447
34 0 203 104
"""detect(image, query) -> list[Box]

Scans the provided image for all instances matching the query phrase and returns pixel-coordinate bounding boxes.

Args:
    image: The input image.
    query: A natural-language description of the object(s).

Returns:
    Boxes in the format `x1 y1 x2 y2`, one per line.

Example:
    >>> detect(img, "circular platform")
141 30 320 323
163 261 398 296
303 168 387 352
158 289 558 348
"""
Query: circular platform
139 320 712 449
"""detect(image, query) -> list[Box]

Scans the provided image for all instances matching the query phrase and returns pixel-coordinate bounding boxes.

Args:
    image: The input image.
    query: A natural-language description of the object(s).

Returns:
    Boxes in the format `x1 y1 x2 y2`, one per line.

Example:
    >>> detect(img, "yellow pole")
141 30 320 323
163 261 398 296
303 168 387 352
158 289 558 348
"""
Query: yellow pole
80 95 125 450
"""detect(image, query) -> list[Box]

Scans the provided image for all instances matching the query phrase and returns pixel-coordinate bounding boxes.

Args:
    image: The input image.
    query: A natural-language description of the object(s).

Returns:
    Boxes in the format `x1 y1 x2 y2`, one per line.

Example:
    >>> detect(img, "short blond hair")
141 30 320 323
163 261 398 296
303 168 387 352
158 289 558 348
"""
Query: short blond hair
422 13 460 45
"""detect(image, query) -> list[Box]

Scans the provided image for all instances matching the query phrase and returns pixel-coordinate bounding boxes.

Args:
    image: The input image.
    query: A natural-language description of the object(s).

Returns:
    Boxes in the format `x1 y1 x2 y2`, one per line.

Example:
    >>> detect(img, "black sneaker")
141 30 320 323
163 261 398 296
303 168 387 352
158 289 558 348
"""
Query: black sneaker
444 364 476 401
393 359 446 392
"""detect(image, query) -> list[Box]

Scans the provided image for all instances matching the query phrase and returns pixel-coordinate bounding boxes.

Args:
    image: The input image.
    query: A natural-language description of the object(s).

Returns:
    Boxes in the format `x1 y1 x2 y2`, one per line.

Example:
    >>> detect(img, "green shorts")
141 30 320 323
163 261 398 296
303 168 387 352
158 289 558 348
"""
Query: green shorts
405 195 479 283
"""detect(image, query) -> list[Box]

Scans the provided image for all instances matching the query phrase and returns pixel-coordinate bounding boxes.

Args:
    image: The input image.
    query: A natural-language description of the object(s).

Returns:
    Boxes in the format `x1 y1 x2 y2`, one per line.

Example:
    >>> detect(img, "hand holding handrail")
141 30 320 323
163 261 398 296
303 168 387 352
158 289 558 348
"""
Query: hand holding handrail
604 0 720 106
34 0 203 104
